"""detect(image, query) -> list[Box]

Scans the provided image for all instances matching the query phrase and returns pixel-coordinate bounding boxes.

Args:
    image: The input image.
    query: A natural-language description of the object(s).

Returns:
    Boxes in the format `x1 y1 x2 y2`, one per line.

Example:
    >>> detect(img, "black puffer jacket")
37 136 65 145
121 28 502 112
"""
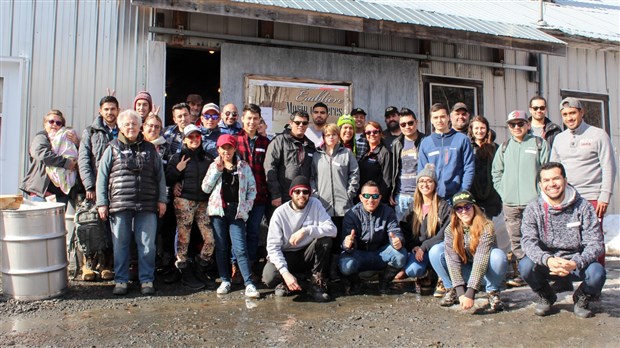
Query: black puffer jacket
166 145 213 202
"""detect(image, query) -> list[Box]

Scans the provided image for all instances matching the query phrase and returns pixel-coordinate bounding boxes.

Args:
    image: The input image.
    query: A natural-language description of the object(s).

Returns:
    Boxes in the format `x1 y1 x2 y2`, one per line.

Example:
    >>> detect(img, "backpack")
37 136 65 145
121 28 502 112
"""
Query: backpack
501 136 543 155
69 200 107 278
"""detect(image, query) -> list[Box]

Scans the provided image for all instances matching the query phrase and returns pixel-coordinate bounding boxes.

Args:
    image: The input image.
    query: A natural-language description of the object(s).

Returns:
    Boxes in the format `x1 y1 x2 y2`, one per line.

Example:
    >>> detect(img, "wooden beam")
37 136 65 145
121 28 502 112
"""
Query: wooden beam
133 0 567 56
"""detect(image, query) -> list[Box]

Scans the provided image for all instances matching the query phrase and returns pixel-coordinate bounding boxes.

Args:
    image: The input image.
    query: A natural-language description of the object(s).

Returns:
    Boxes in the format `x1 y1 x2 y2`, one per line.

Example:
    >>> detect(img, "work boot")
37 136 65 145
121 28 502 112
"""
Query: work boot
81 254 96 281
180 263 205 290
346 274 363 295
434 279 446 298
534 285 557 316
551 277 574 293
98 250 115 280
440 288 459 307
194 256 216 289
309 273 330 302
416 271 434 296
274 282 290 297
506 255 526 287
378 266 400 294
488 291 505 312
572 283 593 318
231 263 244 285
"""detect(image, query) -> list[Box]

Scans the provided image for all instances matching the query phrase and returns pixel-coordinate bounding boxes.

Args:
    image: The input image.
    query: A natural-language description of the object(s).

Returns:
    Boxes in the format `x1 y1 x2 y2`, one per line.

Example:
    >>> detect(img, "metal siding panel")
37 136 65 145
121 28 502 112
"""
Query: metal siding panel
566 47 578 89
52 0 78 125
273 22 290 40
95 0 119 98
10 0 34 57
115 0 134 104
0 1 14 56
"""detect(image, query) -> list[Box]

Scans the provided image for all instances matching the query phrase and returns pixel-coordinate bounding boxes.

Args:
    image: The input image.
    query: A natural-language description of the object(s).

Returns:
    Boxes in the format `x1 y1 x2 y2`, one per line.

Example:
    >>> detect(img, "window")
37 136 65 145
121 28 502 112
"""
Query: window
560 90 610 135
422 75 483 134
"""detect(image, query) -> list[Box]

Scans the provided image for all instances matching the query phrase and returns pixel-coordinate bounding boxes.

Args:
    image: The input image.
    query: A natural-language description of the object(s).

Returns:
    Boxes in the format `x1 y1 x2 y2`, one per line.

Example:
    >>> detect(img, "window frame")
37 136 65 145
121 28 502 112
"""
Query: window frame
559 90 610 135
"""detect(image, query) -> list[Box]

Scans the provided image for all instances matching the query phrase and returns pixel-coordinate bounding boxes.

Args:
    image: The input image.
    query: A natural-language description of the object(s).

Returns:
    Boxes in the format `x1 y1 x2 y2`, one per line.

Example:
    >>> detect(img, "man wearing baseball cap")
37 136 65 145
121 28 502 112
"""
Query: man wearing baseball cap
450 102 470 134
550 97 616 266
383 106 401 149
351 107 369 159
492 110 549 287
263 176 337 302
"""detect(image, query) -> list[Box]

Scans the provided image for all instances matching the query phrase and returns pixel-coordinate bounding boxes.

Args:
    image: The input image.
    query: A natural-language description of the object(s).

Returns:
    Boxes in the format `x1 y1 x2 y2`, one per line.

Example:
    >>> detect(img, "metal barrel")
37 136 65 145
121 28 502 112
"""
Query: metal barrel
0 202 68 300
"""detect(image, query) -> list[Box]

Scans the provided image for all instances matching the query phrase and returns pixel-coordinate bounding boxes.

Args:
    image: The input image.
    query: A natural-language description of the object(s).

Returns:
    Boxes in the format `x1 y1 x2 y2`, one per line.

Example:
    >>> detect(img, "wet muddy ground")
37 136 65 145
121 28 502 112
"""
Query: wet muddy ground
1 258 619 347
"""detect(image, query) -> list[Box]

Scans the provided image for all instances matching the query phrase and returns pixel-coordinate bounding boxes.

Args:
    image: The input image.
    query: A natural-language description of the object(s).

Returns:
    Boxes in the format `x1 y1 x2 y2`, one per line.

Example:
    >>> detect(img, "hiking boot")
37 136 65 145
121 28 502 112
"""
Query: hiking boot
180 264 206 290
534 285 557 316
488 291 504 312
434 279 446 298
217 281 232 295
163 268 181 284
416 271 434 296
572 283 593 318
231 263 243 285
274 283 290 297
346 274 363 295
100 269 115 281
309 273 330 302
378 266 400 295
506 256 526 287
551 277 574 293
113 282 128 296
82 255 97 282
141 282 155 295
245 284 260 299
440 288 458 307
506 276 527 287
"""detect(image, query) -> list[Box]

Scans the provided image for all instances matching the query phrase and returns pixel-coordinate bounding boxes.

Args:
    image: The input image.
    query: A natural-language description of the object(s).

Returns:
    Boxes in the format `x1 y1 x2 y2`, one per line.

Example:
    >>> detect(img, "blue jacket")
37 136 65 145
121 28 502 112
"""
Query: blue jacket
342 202 403 252
417 129 474 199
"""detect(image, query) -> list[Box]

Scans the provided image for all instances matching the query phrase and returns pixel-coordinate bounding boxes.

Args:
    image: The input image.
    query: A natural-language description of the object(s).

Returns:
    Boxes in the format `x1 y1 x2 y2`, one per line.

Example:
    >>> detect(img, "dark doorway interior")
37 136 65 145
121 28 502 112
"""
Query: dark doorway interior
165 47 221 125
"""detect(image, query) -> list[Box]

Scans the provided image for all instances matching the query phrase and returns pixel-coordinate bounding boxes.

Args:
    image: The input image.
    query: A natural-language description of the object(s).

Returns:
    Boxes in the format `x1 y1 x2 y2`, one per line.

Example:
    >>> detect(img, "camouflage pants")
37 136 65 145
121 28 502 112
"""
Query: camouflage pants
173 197 215 266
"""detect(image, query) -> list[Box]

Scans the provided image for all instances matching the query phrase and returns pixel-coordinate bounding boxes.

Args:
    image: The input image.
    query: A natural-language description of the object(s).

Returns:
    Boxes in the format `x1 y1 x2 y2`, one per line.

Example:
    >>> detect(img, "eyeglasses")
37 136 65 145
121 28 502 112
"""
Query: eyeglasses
187 133 201 140
418 179 434 185
292 189 310 196
47 119 63 126
144 123 161 130
202 113 220 120
531 106 546 111
122 122 139 128
508 121 526 129
224 111 239 117
454 204 473 213
292 120 309 126
399 120 415 128
324 133 339 138
365 130 380 136
361 193 380 200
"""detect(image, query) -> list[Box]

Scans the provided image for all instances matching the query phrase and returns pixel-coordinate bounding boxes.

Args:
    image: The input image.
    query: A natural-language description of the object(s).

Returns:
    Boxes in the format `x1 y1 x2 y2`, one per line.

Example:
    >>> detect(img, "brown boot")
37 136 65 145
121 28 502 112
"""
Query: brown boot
96 251 115 280
309 273 330 302
81 254 96 281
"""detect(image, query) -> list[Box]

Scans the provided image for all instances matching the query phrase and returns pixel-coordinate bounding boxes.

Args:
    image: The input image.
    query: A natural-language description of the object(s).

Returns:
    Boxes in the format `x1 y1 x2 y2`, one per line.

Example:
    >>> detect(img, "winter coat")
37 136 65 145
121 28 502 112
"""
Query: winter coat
528 116 561 148
201 158 257 221
236 129 270 205
390 132 426 198
78 116 116 191
400 199 451 252
166 145 213 202
358 142 392 203
471 141 502 217
342 202 403 252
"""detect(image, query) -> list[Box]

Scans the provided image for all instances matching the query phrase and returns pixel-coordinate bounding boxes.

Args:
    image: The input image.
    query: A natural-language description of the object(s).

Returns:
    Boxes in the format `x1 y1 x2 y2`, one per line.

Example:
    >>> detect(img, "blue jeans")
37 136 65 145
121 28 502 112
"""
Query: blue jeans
519 256 606 296
404 251 430 278
211 204 254 286
339 244 407 276
429 242 507 292
395 193 414 222
232 204 265 264
109 210 157 283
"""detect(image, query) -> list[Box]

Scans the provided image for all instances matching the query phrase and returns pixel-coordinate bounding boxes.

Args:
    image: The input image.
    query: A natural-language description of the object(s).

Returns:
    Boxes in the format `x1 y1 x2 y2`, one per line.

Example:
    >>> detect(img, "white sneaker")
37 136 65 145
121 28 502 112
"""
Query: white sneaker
217 281 232 295
245 284 260 298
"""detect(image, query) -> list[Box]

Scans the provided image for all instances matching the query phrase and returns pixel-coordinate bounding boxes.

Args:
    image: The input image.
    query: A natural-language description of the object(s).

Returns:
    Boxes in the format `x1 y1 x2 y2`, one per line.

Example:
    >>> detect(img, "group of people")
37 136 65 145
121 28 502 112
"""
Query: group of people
20 92 615 318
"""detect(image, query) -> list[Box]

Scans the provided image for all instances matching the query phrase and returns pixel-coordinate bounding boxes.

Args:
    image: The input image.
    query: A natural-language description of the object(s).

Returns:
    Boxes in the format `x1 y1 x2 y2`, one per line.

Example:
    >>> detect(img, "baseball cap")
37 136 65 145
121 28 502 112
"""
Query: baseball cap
559 97 582 111
183 124 202 137
216 134 237 148
202 103 220 114
351 107 367 116
451 191 476 207
451 102 468 113
384 106 398 117
506 110 529 124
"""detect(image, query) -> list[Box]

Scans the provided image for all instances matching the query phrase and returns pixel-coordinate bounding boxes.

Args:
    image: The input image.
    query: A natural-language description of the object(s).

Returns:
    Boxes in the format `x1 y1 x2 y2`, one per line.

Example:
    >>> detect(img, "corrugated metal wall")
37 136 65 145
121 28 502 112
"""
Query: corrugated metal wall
0 0 151 159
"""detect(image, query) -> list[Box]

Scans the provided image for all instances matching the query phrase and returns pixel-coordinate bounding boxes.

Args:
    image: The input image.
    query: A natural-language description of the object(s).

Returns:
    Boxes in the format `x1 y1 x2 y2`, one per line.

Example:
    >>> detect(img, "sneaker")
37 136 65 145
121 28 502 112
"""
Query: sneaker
141 282 155 295
434 279 446 298
506 276 527 287
440 288 458 307
245 284 260 299
113 282 128 296
572 283 593 318
217 281 232 295
534 285 557 316
309 274 330 302
274 283 290 297
488 291 504 312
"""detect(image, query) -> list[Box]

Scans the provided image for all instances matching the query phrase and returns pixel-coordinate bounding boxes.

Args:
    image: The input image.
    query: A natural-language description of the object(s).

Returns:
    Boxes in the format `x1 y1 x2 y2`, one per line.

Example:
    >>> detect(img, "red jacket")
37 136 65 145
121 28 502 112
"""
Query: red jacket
236 129 270 205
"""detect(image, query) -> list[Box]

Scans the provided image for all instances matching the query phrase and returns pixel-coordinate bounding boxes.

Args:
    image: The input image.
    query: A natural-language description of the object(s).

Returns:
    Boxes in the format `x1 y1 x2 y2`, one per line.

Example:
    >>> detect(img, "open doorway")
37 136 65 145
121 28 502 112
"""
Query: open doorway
164 47 221 124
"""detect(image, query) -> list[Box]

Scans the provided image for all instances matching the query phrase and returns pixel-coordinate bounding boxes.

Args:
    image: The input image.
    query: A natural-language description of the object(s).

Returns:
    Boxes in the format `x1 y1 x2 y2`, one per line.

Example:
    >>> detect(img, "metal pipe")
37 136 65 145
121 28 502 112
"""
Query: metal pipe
149 26 538 72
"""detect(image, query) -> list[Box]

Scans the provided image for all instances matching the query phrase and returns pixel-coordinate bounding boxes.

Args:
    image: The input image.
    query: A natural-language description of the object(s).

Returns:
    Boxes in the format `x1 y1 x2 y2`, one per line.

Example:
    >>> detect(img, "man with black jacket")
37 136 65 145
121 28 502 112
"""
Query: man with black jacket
528 96 561 148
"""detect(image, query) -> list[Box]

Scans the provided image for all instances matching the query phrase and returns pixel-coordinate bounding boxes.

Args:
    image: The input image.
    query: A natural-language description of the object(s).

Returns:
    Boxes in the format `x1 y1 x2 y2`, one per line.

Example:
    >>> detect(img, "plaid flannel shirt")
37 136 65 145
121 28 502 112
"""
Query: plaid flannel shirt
236 129 270 205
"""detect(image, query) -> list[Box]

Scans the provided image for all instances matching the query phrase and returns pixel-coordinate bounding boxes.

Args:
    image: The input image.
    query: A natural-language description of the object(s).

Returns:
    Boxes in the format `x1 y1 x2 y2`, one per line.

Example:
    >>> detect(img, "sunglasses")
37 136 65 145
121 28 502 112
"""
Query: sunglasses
399 120 415 128
224 111 239 117
292 120 310 126
531 106 546 111
361 193 380 200
187 133 201 140
292 189 310 196
454 204 473 213
365 130 380 136
47 119 63 126
508 121 526 129
202 113 220 120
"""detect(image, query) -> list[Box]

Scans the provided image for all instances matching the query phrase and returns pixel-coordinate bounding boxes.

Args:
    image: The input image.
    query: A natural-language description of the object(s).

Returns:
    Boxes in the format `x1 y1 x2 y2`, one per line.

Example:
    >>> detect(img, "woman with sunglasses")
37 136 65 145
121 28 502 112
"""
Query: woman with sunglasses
428 191 507 312
467 115 502 218
202 134 259 298
200 103 222 158
21 109 78 206
166 124 216 290
400 164 450 294
311 123 360 280
358 121 392 204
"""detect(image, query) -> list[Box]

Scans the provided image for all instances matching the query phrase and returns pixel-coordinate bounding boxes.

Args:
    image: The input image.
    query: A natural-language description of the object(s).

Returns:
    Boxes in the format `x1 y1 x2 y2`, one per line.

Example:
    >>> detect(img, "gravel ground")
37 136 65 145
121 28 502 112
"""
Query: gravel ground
1 258 619 347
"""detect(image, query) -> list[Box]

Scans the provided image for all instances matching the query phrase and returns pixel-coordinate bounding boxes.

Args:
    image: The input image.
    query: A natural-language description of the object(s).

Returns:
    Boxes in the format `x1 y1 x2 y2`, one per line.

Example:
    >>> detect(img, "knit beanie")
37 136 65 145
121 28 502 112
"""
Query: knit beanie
417 163 437 183
337 114 357 155
133 91 153 112
289 176 311 197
